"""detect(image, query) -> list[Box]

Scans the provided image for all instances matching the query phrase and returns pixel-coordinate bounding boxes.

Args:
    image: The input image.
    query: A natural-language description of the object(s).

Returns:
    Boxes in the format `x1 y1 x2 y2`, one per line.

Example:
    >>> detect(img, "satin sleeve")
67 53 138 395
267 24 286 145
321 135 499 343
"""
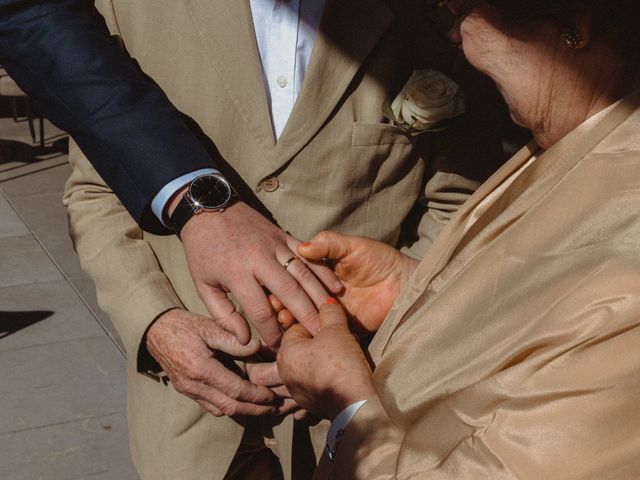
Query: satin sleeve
316 255 640 479
317 325 640 480
314 395 403 480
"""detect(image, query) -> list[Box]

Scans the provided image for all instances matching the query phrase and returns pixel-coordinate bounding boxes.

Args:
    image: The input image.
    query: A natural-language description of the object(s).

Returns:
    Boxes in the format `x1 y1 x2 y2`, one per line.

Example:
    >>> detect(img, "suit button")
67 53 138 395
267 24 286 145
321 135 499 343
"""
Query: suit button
261 176 279 192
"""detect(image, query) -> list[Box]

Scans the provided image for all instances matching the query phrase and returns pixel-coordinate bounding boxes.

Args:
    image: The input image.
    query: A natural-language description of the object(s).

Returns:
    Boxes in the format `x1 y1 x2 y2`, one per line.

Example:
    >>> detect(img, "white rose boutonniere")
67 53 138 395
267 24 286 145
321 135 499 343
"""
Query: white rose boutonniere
384 69 465 135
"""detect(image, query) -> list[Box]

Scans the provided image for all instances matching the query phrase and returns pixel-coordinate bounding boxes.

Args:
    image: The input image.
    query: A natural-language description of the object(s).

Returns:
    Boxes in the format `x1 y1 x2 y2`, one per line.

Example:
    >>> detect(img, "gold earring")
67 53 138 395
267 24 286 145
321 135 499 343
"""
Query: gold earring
560 31 584 49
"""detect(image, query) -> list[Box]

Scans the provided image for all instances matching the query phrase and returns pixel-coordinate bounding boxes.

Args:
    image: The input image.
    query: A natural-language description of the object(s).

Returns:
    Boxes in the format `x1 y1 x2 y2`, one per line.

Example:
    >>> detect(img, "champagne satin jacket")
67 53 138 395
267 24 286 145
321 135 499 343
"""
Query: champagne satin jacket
317 91 640 479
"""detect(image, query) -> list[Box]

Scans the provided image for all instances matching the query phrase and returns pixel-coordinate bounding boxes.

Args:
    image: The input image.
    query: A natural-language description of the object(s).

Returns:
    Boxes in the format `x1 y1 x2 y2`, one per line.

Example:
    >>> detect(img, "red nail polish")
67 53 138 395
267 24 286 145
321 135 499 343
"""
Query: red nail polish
326 297 338 305
302 242 312 247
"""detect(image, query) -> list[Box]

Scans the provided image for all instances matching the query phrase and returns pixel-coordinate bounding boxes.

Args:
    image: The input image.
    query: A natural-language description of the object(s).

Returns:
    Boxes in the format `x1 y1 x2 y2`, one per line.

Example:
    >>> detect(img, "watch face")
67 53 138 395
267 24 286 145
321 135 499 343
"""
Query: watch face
189 175 233 210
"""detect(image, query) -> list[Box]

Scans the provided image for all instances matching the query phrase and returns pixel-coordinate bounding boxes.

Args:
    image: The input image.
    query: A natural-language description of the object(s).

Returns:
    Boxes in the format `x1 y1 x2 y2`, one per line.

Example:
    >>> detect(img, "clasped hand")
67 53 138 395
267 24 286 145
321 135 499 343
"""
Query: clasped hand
146 202 345 418
277 231 418 419
146 308 304 417
147 217 417 419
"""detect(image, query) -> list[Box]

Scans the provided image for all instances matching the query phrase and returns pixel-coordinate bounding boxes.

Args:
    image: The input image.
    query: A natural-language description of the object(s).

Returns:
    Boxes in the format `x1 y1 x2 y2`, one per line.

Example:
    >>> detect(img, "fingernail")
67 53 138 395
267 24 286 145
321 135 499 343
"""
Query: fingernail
325 297 338 305
301 242 312 247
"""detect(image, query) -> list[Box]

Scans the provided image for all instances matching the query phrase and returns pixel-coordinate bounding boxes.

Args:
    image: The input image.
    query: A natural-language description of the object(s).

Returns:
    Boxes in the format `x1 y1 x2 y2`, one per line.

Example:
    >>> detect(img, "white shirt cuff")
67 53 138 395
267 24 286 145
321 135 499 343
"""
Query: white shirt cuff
326 399 368 461
151 168 218 226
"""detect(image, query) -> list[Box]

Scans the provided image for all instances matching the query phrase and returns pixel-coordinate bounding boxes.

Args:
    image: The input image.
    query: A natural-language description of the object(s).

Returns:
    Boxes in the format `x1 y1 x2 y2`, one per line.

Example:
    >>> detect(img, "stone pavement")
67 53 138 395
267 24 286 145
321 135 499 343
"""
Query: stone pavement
0 116 138 479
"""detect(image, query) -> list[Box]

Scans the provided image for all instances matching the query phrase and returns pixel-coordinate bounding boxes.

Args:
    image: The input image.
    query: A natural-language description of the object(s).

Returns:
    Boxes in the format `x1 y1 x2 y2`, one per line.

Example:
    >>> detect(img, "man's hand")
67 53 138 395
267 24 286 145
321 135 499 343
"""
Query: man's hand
179 202 342 348
297 231 418 333
277 299 376 420
146 308 278 417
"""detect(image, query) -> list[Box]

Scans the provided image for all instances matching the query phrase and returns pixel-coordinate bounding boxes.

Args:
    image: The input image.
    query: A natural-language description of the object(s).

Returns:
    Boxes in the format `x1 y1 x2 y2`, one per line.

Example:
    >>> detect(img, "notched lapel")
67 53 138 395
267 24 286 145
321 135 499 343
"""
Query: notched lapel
182 0 276 155
268 0 395 174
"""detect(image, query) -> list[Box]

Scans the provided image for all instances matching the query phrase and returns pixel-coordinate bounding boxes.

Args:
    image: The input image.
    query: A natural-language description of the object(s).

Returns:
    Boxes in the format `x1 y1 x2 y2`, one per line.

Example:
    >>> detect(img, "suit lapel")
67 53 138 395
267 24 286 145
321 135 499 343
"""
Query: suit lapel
264 0 394 175
182 0 276 156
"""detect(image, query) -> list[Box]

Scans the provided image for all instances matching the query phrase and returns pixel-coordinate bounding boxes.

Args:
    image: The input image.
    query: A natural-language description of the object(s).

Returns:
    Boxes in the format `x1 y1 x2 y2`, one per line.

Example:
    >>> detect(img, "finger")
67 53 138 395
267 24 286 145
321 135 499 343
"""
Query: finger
280 252 331 308
277 309 296 330
293 409 310 421
269 294 285 313
200 319 263 358
198 285 252 345
286 236 342 294
297 231 352 263
190 385 277 417
270 295 296 330
281 323 313 343
318 298 349 331
195 399 223 417
230 279 283 348
277 398 301 415
197 359 277 406
246 362 281 387
306 260 344 295
269 384 291 398
259 262 320 336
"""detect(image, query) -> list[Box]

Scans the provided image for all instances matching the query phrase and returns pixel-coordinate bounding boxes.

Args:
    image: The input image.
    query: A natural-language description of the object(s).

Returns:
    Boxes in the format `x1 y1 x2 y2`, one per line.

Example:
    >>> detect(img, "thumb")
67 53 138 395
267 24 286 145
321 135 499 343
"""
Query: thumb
318 297 349 332
200 318 262 357
298 231 352 262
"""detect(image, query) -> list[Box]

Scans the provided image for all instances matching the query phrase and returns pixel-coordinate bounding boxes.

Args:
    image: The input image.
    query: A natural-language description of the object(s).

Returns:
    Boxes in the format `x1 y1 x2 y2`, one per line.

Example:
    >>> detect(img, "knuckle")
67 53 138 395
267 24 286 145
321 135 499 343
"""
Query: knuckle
219 401 238 417
315 230 331 243
247 367 262 385
249 302 274 324
279 278 304 298
297 310 318 328
172 377 192 394
295 265 315 283
226 382 244 400
180 362 203 382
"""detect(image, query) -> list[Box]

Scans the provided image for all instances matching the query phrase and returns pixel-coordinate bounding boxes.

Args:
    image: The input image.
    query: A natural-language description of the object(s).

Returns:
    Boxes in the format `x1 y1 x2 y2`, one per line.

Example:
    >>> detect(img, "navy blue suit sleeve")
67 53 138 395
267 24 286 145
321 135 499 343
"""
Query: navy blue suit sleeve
0 0 219 233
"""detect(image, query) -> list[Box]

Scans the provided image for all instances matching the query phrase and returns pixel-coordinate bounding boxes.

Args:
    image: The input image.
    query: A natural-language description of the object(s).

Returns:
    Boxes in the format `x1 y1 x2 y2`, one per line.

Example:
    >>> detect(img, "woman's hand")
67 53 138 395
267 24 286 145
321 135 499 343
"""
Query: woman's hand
298 231 418 333
277 299 376 420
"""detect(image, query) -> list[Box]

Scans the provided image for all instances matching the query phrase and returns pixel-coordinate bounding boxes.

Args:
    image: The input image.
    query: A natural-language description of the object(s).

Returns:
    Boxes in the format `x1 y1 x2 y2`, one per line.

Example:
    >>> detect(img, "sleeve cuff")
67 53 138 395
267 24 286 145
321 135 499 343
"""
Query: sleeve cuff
326 399 368 460
151 168 218 226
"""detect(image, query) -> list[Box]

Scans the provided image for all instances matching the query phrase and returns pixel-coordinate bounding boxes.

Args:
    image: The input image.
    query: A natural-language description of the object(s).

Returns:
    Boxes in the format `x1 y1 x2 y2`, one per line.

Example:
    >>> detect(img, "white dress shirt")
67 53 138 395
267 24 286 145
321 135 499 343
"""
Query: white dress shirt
152 0 327 224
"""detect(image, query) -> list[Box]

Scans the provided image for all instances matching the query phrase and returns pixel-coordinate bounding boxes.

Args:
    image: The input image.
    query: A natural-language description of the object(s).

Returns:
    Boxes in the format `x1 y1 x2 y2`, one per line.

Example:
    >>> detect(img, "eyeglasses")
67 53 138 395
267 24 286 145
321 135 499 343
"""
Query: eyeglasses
421 0 466 48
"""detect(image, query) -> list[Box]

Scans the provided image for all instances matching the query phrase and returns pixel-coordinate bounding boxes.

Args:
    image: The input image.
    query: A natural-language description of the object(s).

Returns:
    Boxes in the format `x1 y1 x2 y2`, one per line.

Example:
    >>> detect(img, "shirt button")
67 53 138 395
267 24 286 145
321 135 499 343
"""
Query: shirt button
261 176 280 192
276 76 288 88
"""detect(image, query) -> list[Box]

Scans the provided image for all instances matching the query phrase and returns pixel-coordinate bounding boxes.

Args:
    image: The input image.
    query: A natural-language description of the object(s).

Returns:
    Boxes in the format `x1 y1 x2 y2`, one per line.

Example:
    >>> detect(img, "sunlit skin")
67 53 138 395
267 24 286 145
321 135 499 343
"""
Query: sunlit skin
271 232 417 334
277 300 377 420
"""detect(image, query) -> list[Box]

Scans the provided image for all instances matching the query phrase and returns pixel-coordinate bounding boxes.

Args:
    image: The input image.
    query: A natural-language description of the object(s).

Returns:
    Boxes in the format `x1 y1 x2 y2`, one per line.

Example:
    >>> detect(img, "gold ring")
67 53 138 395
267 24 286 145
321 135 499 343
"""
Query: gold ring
282 256 299 269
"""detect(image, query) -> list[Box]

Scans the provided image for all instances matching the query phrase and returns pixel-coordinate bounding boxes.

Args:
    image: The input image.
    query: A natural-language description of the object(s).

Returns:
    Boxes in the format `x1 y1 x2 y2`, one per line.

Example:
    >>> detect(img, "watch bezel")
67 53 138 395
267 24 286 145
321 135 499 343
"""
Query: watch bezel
187 173 234 211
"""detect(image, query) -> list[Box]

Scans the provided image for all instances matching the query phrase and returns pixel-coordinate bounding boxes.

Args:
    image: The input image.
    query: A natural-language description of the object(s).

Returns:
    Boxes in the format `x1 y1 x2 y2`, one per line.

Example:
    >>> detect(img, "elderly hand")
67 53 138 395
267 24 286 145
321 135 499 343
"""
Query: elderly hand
146 308 279 417
179 202 343 348
296 231 418 333
245 359 311 420
277 299 376 420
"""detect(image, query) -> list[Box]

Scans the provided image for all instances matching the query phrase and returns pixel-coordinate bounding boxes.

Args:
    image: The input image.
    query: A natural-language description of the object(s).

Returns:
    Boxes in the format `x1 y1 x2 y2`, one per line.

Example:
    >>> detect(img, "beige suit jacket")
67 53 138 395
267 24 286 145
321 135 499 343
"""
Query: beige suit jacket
63 1 497 479
317 91 640 479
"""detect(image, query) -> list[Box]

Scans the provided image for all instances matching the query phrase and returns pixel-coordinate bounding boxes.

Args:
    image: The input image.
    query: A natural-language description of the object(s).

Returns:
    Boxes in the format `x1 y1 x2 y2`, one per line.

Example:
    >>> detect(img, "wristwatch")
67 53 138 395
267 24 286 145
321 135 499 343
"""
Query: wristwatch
167 173 237 237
